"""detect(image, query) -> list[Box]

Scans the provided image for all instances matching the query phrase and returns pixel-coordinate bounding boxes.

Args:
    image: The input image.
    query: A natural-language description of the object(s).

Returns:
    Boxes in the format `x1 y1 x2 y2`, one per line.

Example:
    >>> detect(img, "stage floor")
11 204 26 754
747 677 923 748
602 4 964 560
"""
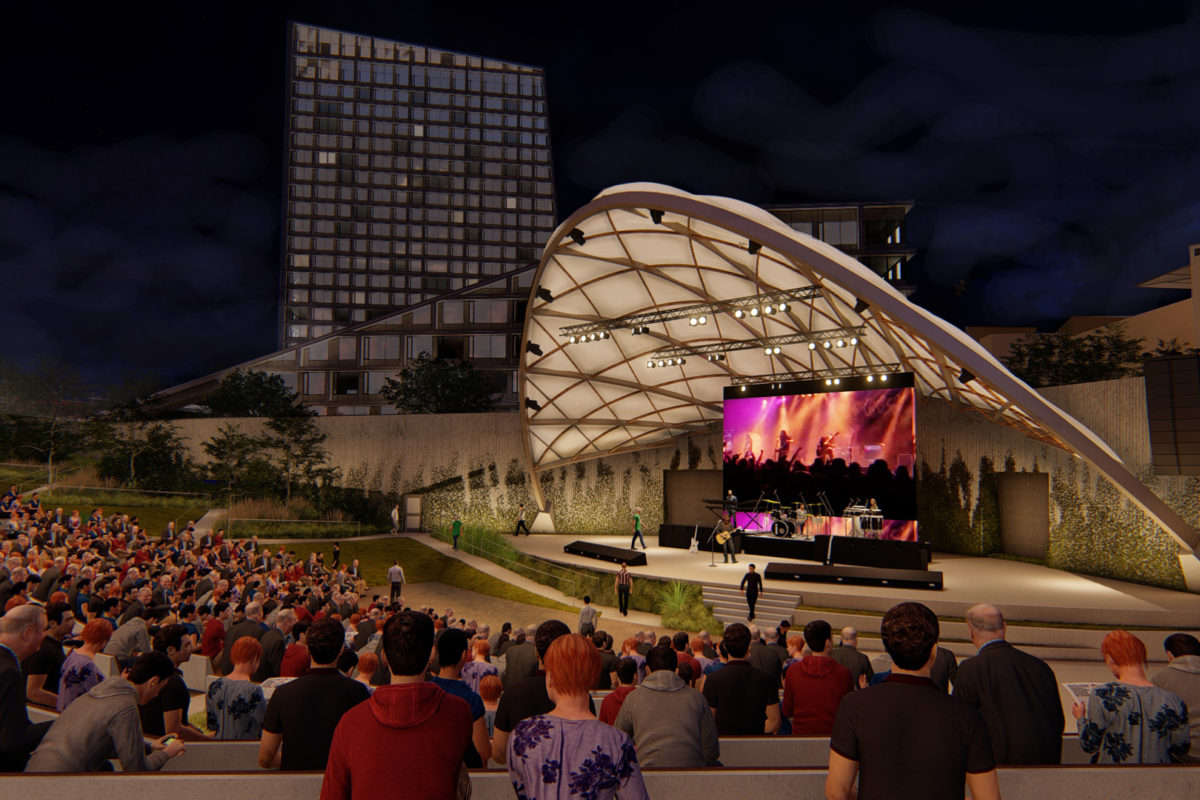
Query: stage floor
516 533 1200 628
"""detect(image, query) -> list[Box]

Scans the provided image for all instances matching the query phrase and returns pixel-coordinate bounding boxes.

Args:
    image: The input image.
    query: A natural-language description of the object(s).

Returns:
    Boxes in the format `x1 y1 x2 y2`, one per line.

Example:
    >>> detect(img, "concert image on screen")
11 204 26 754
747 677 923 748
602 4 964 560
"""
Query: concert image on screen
722 374 917 541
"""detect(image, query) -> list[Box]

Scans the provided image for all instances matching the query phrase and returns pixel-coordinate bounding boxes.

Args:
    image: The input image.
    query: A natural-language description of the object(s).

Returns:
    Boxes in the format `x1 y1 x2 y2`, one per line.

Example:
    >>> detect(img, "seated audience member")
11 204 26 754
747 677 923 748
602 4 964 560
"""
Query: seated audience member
280 620 311 678
432 628 493 766
599 657 639 725
200 601 229 664
25 651 186 772
480 674 502 739
501 625 539 688
254 607 296 682
507 634 648 800
1152 632 1200 761
826 602 998 800
830 626 874 688
58 619 112 711
781 620 854 736
141 624 208 741
1 604 52 771
493 620 595 765
320 610 473 800
353 652 377 688
103 607 152 662
206 636 267 740
615 643 719 768
1074 630 1189 764
619 636 647 683
702 622 781 735
260 617 369 770
23 601 75 708
461 638 499 695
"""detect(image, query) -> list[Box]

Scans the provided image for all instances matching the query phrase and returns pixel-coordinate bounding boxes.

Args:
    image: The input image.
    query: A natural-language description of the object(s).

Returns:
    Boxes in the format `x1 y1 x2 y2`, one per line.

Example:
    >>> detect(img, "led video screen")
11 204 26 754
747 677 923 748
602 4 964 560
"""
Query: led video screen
722 376 917 540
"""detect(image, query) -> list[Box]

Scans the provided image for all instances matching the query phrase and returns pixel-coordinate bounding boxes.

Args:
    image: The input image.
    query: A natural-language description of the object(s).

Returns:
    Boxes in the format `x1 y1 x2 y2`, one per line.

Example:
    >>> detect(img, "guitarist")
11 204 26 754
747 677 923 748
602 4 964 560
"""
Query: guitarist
716 513 738 564
816 432 840 464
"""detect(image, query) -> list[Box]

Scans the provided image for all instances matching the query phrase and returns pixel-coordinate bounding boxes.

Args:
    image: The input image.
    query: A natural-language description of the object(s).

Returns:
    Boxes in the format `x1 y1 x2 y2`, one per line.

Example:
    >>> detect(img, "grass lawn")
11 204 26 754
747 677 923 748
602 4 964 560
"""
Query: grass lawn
40 491 212 538
287 537 575 613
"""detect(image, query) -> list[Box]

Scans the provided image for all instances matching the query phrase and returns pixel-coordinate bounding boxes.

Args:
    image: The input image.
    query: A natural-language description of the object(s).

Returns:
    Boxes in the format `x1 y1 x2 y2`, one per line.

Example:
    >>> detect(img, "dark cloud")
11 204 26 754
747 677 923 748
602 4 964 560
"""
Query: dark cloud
0 132 278 385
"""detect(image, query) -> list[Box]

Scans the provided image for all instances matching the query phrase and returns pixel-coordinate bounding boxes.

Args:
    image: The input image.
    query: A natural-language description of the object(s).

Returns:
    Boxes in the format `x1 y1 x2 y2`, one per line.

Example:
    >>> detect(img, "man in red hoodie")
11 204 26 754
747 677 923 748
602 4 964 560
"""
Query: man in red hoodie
320 610 472 800
782 619 854 736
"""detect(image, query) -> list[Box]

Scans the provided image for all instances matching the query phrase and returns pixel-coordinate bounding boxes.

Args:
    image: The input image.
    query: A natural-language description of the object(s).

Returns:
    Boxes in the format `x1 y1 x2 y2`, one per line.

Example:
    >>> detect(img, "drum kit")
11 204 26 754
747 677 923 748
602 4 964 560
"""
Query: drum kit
764 499 811 538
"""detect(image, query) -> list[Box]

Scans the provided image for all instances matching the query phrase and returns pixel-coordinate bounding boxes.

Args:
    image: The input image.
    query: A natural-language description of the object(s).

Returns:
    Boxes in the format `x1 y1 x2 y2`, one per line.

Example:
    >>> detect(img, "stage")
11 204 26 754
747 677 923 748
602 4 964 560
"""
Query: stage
515 532 1200 629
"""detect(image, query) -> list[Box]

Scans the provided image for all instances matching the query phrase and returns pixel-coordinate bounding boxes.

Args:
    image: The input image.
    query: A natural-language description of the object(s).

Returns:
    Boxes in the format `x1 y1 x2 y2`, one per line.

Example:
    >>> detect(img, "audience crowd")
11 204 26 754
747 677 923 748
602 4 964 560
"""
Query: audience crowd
0 491 1195 799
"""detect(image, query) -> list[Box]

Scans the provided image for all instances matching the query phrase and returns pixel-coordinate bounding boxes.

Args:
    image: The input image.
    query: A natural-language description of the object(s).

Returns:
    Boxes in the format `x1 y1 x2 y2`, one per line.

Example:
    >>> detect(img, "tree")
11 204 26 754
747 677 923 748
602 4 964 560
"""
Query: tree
380 353 497 413
203 369 312 418
93 420 194 489
201 423 274 495
264 415 339 503
1003 323 1145 388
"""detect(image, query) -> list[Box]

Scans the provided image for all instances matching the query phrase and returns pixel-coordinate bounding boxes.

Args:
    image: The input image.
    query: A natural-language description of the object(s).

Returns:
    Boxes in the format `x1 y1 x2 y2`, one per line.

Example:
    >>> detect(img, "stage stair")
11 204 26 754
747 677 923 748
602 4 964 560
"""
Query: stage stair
702 583 803 626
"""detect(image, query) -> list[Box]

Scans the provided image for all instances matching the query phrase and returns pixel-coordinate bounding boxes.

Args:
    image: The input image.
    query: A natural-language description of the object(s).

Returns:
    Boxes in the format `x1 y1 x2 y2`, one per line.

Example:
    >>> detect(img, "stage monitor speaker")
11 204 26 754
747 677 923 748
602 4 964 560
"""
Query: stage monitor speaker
763 561 942 590
563 541 647 567
1145 354 1200 476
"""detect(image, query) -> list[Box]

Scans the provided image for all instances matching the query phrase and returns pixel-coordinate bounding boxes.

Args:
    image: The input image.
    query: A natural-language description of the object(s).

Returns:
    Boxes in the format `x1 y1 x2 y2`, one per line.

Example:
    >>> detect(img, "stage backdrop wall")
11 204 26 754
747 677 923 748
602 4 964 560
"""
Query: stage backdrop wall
916 375 1197 591
663 470 723 527
168 414 722 538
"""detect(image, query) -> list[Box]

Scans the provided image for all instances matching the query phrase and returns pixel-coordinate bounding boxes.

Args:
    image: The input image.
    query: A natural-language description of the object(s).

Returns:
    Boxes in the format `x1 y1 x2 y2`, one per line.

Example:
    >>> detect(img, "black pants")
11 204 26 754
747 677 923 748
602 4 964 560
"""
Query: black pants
390 581 403 604
746 591 758 620
722 538 737 563
515 520 530 536
617 586 630 615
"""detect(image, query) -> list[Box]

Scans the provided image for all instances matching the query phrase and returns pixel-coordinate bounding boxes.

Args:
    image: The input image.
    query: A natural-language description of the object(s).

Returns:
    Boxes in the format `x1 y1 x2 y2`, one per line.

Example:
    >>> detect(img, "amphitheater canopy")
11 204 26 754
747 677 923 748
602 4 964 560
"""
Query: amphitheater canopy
519 183 1197 551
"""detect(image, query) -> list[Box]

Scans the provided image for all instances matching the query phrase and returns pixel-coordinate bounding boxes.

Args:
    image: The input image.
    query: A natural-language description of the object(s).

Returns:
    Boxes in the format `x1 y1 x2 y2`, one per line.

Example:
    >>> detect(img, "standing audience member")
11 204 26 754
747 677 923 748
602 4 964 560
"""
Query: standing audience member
953 603 1064 764
615 643 719 767
507 634 648 800
259 617 369 771
206 636 267 740
614 563 632 616
320 610 473 800
600 658 638 725
578 596 598 636
430 628 493 766
1152 632 1200 761
830 626 874 688
1074 630 1189 764
740 564 762 620
0 605 51 771
782 620 854 736
702 622 781 735
826 602 998 800
57 619 112 711
25 652 186 772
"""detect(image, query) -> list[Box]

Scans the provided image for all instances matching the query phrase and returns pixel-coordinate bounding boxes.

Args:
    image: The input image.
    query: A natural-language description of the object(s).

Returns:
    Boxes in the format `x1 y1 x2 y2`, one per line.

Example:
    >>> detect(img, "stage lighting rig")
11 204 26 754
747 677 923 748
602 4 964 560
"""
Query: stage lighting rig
729 362 903 389
648 325 867 362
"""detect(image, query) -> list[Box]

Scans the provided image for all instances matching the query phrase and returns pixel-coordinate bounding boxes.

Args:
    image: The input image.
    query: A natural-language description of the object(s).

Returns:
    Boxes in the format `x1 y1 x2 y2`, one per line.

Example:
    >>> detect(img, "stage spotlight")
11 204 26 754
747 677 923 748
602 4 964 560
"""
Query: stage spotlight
526 342 543 356
734 309 744 319
772 346 781 354
750 307 760 317
778 302 788 312
881 374 888 382
764 304 774 314
823 341 832 349
748 241 761 255
867 375 875 382
689 317 698 326
588 333 597 341
657 360 665 368
764 347 772 355
525 398 542 411
649 209 664 225
665 358 674 366
569 228 586 246
740 386 747 392
647 360 654 368
850 337 858 346
836 339 845 348
599 331 609 339
834 378 841 385
854 298 869 314
678 358 686 365
569 336 577 344
808 342 816 350
698 315 707 325
825 379 832 386
958 369 975 384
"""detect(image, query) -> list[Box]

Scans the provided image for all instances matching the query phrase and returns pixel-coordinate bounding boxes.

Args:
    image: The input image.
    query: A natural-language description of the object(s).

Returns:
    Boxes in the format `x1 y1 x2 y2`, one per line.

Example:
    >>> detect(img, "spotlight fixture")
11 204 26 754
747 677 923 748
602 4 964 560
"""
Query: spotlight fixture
772 346 781 354
689 317 698 326
569 336 577 344
823 341 832 349
778 302 788 312
588 333 597 341
649 209 664 225
825 379 832 386
647 360 654 368
850 337 858 346
666 358 675 366
569 228 586 246
867 375 875 382
836 339 845 348
740 386 747 392
524 398 542 411
526 341 543 356
764 347 772 355
833 378 841 385
536 287 554 303
734 309 745 319
678 358 686 365
853 298 870 314
698 315 707 325
657 360 665 368
748 241 761 255
631 324 649 335
881 374 888 382
764 304 774 314
808 342 816 350
958 369 976 384
750 307 760 317
599 331 609 339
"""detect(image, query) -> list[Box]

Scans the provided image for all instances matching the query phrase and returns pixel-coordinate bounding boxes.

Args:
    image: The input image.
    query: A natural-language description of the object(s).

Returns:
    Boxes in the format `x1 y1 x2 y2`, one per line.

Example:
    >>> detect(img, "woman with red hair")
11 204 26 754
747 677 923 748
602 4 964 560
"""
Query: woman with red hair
507 634 647 799
205 636 266 740
460 638 499 695
57 619 113 711
1073 630 1190 763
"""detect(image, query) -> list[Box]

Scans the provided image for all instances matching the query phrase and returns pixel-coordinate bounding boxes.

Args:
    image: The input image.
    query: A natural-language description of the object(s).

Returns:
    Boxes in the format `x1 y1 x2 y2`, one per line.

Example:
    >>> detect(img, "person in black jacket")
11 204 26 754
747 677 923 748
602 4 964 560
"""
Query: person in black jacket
0 605 52 771
952 602 1064 764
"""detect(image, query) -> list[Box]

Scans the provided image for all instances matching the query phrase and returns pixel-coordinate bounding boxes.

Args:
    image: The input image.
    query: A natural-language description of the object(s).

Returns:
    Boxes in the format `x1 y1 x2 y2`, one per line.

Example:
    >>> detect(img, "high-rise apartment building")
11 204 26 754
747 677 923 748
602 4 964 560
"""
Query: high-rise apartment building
281 22 557 347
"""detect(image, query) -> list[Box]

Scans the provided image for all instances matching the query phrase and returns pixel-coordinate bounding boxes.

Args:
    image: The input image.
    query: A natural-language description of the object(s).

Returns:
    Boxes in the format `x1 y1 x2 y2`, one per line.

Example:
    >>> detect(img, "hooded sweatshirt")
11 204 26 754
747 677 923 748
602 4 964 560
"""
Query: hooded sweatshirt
612 669 720 767
319 681 473 800
1153 654 1200 747
782 655 855 736
25 675 169 773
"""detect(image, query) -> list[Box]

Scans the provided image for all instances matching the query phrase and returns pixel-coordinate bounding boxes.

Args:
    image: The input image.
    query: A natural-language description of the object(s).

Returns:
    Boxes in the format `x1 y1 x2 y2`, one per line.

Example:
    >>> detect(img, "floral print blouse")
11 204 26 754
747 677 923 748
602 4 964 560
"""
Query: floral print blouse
206 677 266 740
57 651 102 712
507 715 648 800
1077 682 1190 763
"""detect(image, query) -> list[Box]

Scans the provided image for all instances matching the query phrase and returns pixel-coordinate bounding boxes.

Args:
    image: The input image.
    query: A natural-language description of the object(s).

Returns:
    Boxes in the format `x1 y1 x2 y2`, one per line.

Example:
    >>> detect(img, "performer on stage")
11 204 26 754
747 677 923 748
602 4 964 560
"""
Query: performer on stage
514 503 530 536
740 564 762 621
631 506 646 550
718 515 737 564
724 489 738 518
816 432 840 464
776 429 793 463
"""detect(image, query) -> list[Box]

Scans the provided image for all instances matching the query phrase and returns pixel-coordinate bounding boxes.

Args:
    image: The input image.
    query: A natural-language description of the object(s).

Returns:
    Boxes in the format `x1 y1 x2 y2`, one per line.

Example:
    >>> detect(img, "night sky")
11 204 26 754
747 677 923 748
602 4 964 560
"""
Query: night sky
5 3 1200 389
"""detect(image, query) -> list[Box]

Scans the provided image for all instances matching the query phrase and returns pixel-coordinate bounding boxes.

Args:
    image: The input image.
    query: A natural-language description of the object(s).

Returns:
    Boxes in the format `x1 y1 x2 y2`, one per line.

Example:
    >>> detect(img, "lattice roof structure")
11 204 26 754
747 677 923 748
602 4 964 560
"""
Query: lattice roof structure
519 183 1198 552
